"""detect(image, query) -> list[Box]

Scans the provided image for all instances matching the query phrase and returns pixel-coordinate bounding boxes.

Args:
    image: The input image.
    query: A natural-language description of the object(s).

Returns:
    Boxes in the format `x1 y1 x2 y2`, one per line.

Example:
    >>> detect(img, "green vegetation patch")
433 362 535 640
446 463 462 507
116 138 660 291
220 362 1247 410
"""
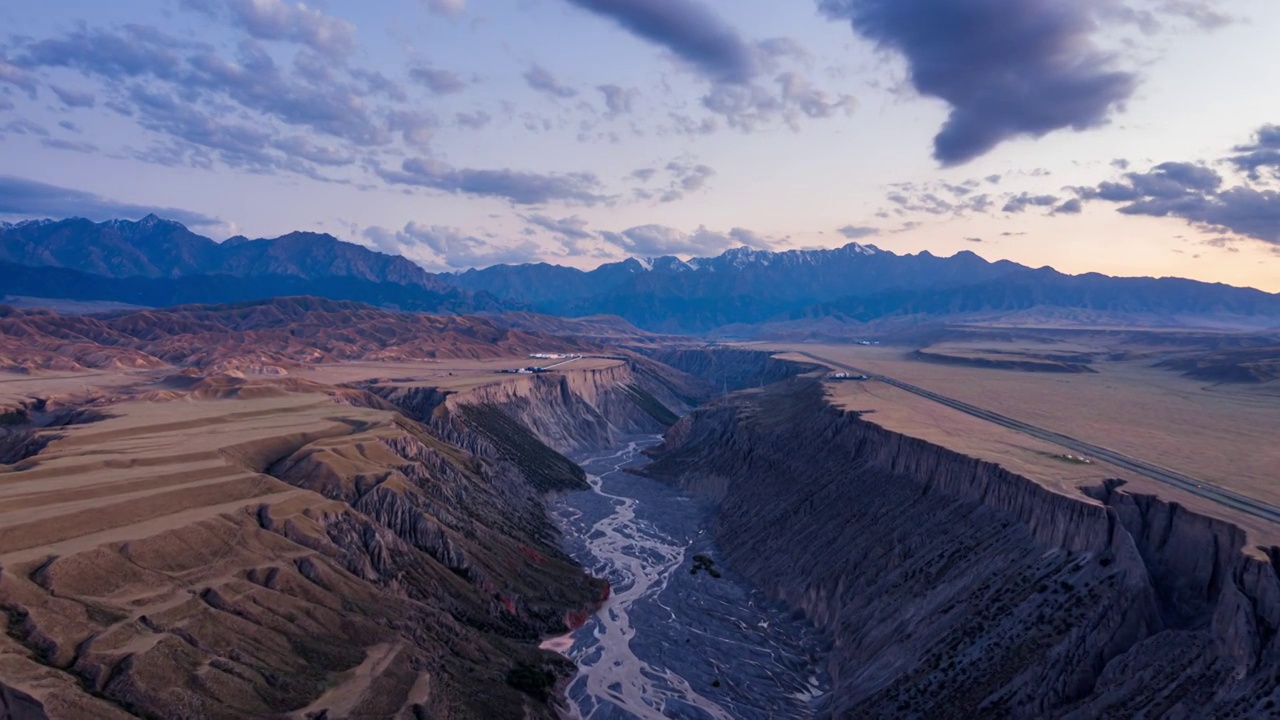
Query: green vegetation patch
624 383 679 426
0 410 29 426
460 404 588 491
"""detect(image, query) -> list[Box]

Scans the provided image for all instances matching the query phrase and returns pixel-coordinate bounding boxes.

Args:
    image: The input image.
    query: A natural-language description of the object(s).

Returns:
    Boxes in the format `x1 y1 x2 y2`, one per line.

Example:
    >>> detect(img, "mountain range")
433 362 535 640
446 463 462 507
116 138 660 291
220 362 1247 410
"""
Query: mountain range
4 216 1279 333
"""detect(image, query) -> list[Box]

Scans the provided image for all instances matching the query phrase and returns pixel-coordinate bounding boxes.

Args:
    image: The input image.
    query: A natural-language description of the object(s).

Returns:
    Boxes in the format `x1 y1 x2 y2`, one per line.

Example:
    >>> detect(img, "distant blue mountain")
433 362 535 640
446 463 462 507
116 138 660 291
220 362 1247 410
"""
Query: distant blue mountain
5 217 1278 331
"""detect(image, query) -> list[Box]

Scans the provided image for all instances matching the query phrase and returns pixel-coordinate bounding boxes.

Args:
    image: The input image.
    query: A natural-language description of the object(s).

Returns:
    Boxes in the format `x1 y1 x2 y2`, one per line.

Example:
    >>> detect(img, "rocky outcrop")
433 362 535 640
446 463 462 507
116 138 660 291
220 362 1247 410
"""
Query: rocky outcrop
646 378 1280 719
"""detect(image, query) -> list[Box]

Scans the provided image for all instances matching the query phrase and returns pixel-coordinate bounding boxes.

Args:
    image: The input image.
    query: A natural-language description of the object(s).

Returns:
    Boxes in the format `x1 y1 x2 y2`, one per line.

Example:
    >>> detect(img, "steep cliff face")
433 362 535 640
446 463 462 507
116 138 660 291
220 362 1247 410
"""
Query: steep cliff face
647 379 1280 719
368 360 694 461
643 347 819 392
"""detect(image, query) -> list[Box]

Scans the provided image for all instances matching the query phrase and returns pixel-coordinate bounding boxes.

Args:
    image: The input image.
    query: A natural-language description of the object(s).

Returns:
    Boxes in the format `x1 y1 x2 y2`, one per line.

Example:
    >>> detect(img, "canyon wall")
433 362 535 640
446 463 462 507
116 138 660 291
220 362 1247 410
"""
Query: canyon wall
642 347 819 392
646 378 1280 719
367 357 699 461
0 361 690 720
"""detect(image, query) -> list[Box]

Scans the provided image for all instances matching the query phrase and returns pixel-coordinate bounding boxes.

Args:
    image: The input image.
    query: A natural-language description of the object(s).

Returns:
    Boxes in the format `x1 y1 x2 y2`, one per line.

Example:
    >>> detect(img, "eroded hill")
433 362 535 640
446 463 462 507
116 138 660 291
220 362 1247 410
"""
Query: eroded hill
0 308 703 719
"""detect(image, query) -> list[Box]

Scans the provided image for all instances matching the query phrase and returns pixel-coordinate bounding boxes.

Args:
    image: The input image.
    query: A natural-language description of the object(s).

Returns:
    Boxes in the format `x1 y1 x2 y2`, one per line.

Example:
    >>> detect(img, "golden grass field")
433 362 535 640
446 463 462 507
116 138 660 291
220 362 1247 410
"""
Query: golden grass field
771 340 1280 545
0 356 627 568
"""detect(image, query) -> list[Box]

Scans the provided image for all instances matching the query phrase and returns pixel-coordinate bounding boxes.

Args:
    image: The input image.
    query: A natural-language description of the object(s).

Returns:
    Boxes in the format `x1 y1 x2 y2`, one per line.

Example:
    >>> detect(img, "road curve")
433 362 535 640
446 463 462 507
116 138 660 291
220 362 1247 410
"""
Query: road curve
793 351 1280 526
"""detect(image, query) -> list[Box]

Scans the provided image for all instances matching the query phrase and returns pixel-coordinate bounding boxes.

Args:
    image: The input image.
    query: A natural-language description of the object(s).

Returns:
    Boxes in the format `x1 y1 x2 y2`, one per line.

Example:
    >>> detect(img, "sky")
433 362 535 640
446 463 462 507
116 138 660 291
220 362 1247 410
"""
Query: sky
1 0 1278 290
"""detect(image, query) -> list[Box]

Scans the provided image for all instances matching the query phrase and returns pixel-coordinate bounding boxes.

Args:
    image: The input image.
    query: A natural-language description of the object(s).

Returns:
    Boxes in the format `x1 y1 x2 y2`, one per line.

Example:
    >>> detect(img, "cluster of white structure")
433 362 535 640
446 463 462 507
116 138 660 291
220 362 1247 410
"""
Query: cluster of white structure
830 372 870 381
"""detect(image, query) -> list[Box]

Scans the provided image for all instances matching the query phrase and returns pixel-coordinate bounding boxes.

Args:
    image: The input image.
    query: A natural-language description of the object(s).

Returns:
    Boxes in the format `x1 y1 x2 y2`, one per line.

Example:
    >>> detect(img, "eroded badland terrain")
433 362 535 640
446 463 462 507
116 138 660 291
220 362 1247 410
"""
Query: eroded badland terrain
3 302 1280 719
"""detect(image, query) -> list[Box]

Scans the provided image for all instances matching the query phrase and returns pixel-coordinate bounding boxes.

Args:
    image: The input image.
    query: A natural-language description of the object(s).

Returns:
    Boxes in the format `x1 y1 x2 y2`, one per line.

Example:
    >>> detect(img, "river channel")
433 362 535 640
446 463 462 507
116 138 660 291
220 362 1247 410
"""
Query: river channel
544 437 829 720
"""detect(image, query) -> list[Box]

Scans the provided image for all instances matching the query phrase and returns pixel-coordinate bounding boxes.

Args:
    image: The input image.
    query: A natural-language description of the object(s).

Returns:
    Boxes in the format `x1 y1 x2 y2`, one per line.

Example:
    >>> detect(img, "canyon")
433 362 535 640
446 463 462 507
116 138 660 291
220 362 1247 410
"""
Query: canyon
643 358 1280 718
3 301 1280 719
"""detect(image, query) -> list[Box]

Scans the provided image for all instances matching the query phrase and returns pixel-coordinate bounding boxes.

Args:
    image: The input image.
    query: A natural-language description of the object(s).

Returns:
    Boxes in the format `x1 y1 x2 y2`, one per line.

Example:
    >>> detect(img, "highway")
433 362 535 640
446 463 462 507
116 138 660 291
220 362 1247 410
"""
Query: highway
794 351 1280 526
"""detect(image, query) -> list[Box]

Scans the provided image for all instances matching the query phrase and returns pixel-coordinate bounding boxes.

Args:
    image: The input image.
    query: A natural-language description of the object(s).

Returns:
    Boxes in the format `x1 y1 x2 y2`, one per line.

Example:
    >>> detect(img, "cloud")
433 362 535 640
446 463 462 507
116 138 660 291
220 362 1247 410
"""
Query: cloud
367 222 543 269
185 0 357 57
601 223 754 256
271 135 355 166
525 214 594 241
1053 198 1083 215
0 58 39 98
1229 124 1280 181
380 157 609 205
40 138 99 154
1116 187 1280 244
728 227 771 249
660 161 715 202
49 84 95 108
3 119 48 136
1104 0 1232 33
701 71 855 131
838 225 878 239
19 26 389 148
524 214 600 254
125 85 276 170
524 64 578 98
20 24 189 82
423 0 466 17
598 84 639 117
1078 162 1222 203
455 110 492 129
0 175 219 227
563 0 756 84
1077 156 1280 244
409 65 468 95
1002 192 1059 214
818 0 1136 164
777 72 856 120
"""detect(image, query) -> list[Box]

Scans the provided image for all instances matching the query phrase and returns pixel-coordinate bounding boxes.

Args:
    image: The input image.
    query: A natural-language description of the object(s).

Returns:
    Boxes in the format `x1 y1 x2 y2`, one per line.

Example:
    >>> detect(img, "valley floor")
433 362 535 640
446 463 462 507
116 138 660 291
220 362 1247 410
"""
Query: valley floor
548 438 827 720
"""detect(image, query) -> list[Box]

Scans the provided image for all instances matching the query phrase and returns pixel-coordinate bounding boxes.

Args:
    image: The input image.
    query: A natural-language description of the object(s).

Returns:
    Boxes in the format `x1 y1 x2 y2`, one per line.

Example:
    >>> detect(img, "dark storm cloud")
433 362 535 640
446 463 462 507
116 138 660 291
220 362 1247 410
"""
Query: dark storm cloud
0 175 219 226
381 158 609 206
562 0 757 84
524 65 579 98
818 0 1136 165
